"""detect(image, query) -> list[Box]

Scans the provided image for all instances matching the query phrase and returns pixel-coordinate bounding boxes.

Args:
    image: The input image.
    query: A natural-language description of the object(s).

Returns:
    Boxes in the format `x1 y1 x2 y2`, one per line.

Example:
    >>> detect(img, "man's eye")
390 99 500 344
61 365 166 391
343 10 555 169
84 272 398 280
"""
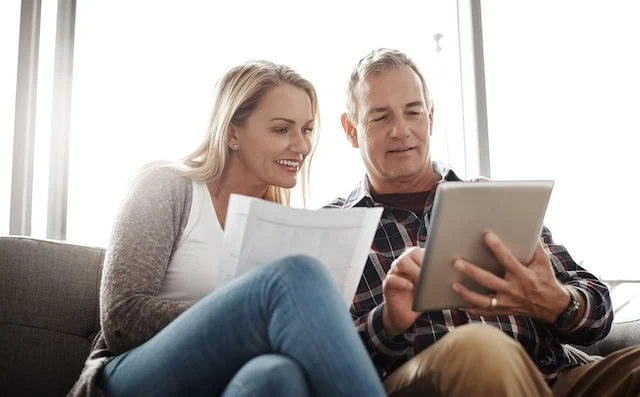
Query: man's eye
371 115 386 122
408 111 422 116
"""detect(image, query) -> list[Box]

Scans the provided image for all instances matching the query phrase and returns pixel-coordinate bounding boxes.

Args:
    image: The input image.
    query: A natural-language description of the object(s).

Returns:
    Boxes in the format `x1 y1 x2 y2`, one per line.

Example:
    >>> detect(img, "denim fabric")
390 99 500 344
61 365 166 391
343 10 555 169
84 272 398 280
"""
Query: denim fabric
99 255 385 397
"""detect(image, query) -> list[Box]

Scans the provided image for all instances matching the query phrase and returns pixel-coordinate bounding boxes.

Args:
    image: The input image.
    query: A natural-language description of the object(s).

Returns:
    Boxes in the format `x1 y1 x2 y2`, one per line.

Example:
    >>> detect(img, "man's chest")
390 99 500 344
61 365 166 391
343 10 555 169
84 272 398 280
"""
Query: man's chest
368 209 431 273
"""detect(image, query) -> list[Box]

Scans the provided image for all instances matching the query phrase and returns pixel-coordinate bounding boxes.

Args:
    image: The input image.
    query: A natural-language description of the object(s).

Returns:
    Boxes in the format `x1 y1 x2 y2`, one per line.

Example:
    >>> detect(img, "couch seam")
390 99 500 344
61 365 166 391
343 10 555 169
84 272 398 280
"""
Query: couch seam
0 320 94 340
3 236 105 252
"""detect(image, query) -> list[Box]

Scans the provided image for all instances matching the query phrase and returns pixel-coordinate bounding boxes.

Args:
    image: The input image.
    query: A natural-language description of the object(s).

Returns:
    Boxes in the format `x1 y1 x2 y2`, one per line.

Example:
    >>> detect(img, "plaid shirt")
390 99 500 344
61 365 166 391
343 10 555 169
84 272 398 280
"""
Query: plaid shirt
325 163 614 383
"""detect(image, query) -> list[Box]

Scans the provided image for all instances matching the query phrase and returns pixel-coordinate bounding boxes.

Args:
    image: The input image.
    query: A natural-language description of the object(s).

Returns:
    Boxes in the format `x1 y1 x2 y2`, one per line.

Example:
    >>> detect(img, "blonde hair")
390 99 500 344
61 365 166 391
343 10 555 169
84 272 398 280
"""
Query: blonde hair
182 60 319 207
346 48 432 122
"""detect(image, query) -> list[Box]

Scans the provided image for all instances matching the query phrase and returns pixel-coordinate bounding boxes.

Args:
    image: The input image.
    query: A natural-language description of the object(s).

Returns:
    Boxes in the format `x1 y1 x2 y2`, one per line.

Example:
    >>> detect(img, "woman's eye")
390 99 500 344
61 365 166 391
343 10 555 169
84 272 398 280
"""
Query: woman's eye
302 127 313 135
275 128 288 134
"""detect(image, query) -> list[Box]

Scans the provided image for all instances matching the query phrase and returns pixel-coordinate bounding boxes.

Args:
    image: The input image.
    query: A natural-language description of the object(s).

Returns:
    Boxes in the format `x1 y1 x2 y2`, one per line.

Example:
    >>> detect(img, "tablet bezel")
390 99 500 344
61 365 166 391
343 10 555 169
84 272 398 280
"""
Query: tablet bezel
412 180 554 312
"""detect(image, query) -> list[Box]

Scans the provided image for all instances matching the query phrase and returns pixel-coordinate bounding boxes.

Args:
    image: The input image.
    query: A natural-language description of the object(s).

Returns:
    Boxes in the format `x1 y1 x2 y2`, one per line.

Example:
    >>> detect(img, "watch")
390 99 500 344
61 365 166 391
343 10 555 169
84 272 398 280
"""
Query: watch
553 287 581 330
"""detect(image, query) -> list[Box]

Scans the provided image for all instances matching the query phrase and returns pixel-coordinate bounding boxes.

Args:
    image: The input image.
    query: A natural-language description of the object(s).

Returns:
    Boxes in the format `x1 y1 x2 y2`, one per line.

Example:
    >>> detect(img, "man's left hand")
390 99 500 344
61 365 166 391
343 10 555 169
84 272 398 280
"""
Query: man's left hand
451 232 570 323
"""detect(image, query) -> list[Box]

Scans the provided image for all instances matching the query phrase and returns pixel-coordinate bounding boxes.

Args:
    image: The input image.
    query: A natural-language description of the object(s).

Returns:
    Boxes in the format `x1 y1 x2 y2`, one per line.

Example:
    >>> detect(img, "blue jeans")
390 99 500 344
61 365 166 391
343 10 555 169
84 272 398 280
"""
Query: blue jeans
98 255 385 397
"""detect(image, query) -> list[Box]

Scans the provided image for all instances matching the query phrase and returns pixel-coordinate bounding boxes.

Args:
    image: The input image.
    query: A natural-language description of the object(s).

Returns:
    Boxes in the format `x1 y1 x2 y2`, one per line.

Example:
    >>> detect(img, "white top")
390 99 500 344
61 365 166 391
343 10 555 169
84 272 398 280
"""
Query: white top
157 180 223 302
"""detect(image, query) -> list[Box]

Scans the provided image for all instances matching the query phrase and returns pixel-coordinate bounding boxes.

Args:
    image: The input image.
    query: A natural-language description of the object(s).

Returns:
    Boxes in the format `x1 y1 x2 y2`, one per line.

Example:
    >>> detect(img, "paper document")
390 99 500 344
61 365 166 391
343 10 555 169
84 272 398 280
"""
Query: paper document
219 194 383 305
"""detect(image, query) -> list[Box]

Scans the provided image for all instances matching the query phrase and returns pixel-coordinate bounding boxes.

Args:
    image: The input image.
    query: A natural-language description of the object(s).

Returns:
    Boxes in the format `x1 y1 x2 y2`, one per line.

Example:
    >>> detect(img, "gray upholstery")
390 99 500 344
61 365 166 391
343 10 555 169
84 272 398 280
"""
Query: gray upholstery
0 237 104 397
576 319 640 356
0 236 638 396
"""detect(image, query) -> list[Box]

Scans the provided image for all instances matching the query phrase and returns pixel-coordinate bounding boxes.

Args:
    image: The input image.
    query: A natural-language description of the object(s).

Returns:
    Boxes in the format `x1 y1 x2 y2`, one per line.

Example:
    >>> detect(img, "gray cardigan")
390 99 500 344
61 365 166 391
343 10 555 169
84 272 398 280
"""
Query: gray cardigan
69 163 194 397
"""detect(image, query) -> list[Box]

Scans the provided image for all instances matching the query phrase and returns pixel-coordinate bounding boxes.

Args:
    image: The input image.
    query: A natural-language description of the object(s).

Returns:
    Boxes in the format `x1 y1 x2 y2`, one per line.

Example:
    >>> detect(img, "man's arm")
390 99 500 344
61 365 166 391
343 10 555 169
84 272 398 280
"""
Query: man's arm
350 248 425 377
541 227 614 345
351 302 412 376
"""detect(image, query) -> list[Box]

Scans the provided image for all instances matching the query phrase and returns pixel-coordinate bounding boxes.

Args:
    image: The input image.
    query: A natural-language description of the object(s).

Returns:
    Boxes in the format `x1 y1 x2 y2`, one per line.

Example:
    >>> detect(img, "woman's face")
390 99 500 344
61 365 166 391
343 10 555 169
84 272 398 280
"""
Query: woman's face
231 84 314 189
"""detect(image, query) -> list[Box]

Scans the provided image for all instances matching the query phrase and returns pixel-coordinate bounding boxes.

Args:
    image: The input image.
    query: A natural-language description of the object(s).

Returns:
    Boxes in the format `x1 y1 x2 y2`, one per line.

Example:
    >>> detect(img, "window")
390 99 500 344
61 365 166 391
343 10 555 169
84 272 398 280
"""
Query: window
67 0 464 246
31 0 59 238
0 1 22 235
482 2 640 320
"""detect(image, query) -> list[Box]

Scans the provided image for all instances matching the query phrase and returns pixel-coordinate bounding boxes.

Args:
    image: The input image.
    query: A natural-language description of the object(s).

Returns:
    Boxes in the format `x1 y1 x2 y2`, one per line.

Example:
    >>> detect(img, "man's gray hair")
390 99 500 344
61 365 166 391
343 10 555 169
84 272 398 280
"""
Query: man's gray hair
346 48 432 122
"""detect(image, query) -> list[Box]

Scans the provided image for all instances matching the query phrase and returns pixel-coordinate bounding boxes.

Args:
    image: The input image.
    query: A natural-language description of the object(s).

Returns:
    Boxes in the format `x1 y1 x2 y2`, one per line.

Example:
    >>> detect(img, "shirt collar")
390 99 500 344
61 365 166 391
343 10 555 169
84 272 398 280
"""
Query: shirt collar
341 161 463 209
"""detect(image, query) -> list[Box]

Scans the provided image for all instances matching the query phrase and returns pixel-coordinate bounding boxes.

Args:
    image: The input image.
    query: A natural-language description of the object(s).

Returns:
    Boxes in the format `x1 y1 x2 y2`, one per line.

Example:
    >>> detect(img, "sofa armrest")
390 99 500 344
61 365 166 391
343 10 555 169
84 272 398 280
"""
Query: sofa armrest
573 319 640 356
0 236 106 396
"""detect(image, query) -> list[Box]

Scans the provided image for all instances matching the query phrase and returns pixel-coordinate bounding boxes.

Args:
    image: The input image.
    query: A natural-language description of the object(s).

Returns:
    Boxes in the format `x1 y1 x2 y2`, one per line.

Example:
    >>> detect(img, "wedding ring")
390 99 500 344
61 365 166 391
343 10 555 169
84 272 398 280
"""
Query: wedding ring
489 295 498 310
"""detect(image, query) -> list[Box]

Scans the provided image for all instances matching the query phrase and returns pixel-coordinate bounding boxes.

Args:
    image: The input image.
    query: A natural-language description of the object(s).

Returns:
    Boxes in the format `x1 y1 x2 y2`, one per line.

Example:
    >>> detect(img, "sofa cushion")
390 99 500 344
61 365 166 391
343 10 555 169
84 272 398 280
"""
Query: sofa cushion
0 236 104 337
0 236 105 396
0 323 91 397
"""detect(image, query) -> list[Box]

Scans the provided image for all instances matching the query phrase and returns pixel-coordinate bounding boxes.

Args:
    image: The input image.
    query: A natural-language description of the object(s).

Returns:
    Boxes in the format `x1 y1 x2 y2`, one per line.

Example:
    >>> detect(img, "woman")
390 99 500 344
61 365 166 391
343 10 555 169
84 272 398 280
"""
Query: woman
69 61 385 397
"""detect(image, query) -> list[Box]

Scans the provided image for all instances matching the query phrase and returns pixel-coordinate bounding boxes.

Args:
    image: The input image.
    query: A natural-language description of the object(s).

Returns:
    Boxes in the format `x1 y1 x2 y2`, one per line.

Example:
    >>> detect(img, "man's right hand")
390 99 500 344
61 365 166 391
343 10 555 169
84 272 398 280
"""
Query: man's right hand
382 247 424 337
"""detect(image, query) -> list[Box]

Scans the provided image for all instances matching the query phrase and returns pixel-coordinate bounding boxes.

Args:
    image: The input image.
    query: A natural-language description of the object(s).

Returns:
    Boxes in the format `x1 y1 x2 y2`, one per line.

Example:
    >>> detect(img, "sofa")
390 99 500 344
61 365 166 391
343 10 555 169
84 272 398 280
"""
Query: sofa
1 236 639 396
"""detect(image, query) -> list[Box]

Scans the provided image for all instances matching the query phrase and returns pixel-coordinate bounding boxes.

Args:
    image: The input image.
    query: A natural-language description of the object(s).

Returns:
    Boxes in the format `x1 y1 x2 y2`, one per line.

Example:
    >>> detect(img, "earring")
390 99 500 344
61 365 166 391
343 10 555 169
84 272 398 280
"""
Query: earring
232 143 239 150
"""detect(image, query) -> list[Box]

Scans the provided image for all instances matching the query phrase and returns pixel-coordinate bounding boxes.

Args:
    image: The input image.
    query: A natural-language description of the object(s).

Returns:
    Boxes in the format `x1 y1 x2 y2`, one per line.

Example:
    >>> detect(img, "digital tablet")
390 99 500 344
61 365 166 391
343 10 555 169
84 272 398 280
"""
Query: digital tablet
412 180 554 312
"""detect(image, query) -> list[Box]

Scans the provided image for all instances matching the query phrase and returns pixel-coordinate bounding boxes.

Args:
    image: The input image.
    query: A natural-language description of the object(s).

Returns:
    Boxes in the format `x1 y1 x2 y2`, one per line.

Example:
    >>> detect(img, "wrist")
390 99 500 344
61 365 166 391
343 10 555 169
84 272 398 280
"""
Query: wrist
550 285 572 322
382 305 404 338
552 286 582 330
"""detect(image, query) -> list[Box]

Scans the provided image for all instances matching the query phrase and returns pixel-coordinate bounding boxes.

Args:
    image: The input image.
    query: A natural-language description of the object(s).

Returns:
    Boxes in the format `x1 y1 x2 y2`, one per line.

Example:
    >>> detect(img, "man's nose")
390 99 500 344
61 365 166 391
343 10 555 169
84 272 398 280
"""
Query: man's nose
389 117 410 138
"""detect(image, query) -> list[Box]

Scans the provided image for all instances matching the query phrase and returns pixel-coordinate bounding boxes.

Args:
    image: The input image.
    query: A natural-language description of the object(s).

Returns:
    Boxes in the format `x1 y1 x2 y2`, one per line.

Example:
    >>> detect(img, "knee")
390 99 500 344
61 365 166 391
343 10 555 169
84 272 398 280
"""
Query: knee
282 254 325 273
442 323 520 359
275 255 333 286
412 324 524 376
224 355 309 397
251 354 304 379
385 325 536 397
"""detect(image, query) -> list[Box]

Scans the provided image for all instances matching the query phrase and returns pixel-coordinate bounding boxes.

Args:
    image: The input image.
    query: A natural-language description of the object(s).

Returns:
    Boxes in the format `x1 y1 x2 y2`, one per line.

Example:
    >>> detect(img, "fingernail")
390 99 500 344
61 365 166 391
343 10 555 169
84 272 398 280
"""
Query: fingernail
452 283 460 292
453 260 465 270
485 232 497 243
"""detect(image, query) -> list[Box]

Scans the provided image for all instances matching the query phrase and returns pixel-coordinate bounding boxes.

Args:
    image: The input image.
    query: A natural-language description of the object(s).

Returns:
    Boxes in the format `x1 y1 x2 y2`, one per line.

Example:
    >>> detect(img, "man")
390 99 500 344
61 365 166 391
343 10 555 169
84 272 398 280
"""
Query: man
327 48 640 396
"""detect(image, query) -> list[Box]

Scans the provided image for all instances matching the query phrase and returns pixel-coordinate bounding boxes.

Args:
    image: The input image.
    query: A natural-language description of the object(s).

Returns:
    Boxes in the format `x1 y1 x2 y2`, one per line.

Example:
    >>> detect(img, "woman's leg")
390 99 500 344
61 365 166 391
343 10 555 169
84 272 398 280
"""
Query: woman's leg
99 255 385 397
221 354 311 397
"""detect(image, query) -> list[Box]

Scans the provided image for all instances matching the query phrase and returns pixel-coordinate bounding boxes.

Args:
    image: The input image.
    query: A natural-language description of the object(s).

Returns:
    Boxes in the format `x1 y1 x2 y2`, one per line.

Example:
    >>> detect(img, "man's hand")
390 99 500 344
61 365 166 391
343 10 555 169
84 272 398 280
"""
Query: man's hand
382 247 424 337
451 232 571 323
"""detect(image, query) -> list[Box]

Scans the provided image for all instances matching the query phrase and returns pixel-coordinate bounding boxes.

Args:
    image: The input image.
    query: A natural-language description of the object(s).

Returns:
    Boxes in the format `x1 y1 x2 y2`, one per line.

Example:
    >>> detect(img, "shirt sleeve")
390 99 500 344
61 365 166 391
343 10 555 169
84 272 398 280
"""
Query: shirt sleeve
351 287 413 377
541 226 614 345
100 164 193 354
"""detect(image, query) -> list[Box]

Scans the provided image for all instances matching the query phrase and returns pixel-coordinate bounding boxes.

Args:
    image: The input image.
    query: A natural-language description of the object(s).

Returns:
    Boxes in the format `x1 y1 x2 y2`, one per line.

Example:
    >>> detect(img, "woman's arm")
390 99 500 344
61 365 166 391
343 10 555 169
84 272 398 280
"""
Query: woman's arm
100 163 194 354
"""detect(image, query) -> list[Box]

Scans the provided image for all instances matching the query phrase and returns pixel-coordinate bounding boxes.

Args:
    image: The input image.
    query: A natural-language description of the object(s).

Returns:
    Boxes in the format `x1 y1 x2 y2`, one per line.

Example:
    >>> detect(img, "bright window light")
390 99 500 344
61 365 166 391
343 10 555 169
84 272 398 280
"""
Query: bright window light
0 1 22 235
67 0 464 246
482 1 640 320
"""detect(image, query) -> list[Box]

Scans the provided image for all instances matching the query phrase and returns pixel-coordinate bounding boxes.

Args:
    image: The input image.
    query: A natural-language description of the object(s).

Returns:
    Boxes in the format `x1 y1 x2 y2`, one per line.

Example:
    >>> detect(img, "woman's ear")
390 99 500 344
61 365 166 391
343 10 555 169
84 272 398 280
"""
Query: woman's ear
341 113 359 148
228 125 240 151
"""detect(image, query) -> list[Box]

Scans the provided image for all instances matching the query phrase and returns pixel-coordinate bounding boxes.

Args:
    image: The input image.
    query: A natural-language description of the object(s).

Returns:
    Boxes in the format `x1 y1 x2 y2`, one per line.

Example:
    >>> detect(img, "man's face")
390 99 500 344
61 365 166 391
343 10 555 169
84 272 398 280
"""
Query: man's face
350 66 433 191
